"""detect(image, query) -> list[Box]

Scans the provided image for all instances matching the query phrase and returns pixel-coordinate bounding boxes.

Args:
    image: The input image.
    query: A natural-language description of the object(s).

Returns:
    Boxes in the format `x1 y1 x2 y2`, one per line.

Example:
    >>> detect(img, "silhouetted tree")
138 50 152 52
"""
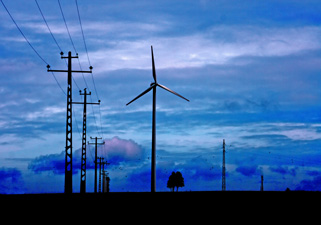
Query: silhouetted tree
167 171 185 192
167 172 176 192
174 171 184 192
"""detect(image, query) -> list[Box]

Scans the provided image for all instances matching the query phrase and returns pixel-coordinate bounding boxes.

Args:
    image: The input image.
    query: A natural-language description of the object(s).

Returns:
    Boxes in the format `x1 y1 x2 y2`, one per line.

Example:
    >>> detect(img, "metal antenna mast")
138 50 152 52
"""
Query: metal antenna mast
47 51 92 194
88 137 104 193
222 139 226 191
72 88 100 193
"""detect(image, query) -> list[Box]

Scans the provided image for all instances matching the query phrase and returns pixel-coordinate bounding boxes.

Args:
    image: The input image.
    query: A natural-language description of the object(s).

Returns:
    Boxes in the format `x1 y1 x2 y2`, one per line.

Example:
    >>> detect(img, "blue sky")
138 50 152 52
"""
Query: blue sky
1 0 321 193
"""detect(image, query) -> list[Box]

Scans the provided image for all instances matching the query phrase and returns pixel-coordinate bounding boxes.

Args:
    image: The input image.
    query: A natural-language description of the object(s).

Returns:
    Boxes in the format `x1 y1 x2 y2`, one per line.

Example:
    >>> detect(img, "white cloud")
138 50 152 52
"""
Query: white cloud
24 106 65 121
99 136 145 161
279 128 321 141
85 25 321 73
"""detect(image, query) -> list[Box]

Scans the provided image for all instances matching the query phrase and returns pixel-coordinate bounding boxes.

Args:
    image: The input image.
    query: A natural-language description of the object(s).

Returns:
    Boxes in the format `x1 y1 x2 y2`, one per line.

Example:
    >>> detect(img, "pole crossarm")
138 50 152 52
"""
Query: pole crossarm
48 69 92 73
88 137 104 145
72 102 100 105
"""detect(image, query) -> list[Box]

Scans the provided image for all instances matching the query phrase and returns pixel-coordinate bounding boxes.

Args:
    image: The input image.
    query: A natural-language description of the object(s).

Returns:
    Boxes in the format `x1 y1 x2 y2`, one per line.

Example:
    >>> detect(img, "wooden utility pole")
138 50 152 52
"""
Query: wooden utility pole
47 51 92 194
88 137 104 193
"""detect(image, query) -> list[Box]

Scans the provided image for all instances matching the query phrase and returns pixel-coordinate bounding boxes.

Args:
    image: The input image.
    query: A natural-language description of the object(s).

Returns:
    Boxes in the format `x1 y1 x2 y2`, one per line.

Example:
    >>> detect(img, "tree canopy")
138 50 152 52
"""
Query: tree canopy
167 171 185 192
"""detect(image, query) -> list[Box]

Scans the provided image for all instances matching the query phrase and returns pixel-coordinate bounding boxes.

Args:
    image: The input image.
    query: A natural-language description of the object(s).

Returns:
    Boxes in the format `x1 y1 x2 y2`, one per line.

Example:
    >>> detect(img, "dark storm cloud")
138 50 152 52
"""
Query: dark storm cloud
269 166 297 176
28 150 65 174
0 167 25 194
295 176 321 191
236 165 260 177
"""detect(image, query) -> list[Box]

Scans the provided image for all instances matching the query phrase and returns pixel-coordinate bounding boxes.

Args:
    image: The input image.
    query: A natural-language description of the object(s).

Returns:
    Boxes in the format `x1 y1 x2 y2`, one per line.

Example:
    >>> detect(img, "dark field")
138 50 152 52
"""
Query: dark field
1 190 319 202
1 191 319 215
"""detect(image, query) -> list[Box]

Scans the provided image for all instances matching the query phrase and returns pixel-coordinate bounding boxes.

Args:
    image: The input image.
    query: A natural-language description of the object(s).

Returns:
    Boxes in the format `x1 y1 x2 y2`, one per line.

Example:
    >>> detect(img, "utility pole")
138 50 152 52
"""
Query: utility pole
47 51 92 194
106 176 110 192
261 175 264 191
222 139 226 191
88 137 104 193
98 157 103 193
73 88 100 194
101 160 110 193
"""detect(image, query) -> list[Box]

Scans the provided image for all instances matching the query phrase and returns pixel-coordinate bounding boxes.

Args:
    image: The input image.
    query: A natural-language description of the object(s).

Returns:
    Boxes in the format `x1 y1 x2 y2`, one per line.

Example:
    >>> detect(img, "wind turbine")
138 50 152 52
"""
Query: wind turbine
126 46 189 192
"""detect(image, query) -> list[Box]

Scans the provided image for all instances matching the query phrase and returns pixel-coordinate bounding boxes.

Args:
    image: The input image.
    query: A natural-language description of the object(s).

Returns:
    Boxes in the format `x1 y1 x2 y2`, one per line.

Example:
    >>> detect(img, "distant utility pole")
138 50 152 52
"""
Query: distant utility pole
101 160 110 193
102 170 107 193
47 51 92 194
73 88 100 194
88 137 104 193
103 174 110 193
97 157 103 193
222 139 226 191
261 175 264 191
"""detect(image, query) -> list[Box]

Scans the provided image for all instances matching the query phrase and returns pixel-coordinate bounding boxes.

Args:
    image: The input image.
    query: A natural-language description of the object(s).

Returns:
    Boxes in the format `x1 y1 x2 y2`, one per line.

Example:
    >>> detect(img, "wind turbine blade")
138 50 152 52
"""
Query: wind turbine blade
151 46 157 83
126 85 154 106
157 83 190 102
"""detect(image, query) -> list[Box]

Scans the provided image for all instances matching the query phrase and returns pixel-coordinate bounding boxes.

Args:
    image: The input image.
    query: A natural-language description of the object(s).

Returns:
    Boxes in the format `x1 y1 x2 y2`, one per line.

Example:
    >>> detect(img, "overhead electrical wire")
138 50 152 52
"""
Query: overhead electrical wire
58 0 77 54
34 0 83 139
36 0 83 92
57 0 86 93
75 0 90 67
75 0 99 99
0 0 68 97
35 0 63 53
1 0 48 65
2 0 103 139
57 0 102 138
74 0 104 138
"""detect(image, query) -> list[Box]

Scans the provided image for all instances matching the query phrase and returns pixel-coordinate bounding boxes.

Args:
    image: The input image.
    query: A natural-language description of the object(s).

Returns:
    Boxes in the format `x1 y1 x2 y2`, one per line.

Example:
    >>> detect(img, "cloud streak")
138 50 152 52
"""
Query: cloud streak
86 25 321 73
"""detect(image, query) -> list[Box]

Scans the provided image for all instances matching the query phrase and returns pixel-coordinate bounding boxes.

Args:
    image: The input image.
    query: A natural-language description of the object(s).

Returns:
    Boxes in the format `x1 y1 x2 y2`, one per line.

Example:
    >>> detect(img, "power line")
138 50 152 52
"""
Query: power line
57 0 102 139
58 0 77 54
74 0 100 101
1 0 68 97
57 0 93 99
75 0 90 66
35 0 63 53
51 71 66 96
36 0 83 94
73 107 82 139
75 0 103 138
98 104 105 138
1 0 48 65
35 0 102 139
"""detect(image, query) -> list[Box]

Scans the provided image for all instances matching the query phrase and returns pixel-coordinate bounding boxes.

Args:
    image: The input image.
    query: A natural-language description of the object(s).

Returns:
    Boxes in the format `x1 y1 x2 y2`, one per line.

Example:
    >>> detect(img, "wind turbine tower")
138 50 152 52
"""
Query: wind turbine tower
126 46 189 192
